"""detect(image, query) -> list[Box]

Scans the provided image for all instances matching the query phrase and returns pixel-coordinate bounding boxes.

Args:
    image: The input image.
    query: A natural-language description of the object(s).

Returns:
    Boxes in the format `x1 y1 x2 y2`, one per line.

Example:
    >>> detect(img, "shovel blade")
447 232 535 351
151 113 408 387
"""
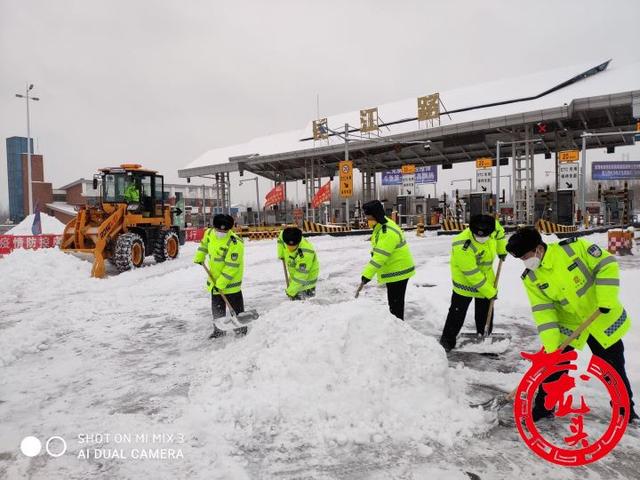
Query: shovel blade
214 310 259 331
458 332 510 341
470 394 510 411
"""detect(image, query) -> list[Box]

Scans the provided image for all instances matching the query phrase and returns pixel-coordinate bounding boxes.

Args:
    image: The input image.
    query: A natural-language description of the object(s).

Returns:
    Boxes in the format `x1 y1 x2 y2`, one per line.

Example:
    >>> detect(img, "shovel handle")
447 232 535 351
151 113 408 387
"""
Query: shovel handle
281 258 290 288
482 258 504 337
201 263 241 327
505 309 602 402
354 282 364 299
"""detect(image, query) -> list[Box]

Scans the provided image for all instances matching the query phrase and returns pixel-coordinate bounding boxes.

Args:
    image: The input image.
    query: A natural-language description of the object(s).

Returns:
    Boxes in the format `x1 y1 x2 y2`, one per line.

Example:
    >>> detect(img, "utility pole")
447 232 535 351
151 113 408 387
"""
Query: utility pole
345 123 350 225
15 83 40 216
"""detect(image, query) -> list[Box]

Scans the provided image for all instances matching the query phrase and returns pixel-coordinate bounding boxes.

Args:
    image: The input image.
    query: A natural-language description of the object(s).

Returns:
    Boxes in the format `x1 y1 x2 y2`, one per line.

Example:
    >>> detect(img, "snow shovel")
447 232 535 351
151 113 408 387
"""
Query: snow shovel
471 309 602 411
201 264 259 331
281 258 290 288
354 281 365 298
458 258 509 342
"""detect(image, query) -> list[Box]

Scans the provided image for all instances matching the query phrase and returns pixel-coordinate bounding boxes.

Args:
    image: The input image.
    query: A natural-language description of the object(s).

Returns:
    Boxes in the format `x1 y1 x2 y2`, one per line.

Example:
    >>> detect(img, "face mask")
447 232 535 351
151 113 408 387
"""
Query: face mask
215 230 227 239
367 219 377 229
286 244 297 252
475 235 489 244
523 248 542 270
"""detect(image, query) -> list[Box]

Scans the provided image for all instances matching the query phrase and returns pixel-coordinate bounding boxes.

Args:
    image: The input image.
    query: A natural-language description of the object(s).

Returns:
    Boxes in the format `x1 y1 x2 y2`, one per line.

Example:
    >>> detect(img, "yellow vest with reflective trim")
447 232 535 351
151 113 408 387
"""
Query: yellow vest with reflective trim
450 228 498 299
284 237 319 296
521 238 629 352
361 218 415 284
193 229 244 294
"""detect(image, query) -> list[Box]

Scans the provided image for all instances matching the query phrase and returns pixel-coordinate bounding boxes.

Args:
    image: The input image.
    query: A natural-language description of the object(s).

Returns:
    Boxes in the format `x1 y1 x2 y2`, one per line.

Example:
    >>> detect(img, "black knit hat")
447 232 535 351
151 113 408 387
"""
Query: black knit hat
469 214 495 237
506 227 543 258
213 214 234 231
282 227 303 246
362 200 387 224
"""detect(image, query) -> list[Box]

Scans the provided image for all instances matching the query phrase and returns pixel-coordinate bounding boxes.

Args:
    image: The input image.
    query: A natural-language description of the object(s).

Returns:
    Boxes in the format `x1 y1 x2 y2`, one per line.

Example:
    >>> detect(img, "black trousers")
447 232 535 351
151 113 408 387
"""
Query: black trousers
535 337 635 414
440 291 494 348
386 279 409 320
211 291 245 333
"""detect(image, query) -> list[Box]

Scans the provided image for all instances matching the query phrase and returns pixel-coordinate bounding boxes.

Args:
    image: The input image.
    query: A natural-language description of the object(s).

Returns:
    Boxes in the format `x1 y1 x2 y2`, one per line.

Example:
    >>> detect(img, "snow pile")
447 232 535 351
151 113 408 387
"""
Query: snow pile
189 298 491 455
5 212 66 235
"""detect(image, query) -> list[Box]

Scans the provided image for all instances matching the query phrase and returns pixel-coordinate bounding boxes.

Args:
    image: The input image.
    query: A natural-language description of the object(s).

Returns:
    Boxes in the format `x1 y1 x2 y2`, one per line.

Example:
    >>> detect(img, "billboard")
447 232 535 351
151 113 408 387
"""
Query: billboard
381 165 437 185
592 161 640 181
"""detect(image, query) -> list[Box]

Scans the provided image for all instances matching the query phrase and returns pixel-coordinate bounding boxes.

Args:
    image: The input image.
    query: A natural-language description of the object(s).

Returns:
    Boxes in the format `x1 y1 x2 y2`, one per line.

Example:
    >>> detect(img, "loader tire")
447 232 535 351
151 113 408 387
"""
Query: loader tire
114 233 145 272
154 230 180 263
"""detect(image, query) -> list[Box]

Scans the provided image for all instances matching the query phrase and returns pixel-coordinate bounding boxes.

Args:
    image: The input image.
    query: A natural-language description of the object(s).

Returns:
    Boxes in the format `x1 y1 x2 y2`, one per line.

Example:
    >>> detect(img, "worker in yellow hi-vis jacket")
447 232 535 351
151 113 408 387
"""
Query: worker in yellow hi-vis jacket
193 214 246 339
507 227 637 423
360 200 415 320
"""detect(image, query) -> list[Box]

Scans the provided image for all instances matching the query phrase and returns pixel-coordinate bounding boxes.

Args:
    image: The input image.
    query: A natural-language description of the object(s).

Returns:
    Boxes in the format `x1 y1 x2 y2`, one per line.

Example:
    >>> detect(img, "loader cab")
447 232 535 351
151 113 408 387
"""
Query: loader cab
99 164 165 217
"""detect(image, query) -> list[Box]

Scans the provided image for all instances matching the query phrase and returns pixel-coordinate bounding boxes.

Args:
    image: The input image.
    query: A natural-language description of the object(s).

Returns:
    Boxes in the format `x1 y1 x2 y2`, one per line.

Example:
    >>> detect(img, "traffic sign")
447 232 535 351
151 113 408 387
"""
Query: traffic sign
476 168 492 193
339 160 353 198
558 163 579 190
558 150 580 162
401 164 416 174
476 157 493 169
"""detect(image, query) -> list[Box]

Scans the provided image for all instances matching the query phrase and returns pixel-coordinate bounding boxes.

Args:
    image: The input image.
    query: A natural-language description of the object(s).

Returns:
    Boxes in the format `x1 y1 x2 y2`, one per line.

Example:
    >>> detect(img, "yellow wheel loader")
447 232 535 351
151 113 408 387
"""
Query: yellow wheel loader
60 164 185 277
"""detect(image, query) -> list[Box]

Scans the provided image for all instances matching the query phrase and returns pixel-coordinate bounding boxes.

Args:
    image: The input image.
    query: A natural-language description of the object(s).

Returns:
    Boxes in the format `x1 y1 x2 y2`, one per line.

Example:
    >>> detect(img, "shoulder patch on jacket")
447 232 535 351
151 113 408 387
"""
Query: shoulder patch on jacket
587 244 602 258
520 268 530 280
462 239 471 250
538 282 549 290
559 237 577 245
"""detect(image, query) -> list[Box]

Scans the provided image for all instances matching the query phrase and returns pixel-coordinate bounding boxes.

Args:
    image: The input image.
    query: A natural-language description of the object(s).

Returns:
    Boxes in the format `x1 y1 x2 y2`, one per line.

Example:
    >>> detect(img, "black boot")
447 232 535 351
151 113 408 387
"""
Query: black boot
439 337 454 353
532 403 555 422
209 326 225 339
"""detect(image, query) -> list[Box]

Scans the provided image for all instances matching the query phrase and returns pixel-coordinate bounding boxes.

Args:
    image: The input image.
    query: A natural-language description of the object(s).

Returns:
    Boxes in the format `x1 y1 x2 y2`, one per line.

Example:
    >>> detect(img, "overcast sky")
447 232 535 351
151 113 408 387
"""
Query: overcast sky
1 0 639 211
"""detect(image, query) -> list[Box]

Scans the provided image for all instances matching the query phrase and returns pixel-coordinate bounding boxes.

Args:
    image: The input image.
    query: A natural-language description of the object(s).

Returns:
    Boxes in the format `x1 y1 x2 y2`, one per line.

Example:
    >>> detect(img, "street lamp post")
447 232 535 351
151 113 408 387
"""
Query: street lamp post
15 83 40 216
239 177 260 225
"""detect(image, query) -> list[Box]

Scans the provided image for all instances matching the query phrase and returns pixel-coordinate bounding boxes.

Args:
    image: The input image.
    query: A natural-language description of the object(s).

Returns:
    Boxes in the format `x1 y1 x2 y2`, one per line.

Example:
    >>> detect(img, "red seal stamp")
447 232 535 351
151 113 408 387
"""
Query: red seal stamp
514 347 630 466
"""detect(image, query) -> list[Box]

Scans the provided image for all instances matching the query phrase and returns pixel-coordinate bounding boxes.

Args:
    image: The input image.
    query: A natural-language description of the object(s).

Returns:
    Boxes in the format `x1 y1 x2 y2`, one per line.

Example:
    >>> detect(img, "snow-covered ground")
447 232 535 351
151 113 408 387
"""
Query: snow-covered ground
5 213 66 235
0 232 638 479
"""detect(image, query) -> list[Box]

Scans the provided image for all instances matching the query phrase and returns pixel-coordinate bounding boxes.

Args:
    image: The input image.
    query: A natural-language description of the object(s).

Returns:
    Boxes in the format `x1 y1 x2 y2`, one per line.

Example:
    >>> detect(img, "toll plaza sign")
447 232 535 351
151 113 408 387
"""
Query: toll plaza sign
339 160 353 198
381 165 437 185
559 163 579 190
558 150 580 163
592 161 640 181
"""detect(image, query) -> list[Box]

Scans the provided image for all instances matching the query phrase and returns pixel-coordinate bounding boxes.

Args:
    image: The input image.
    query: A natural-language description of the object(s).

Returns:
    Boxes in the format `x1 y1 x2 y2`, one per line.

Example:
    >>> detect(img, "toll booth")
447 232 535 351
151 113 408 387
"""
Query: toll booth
556 190 574 225
467 193 495 218
599 183 633 225
534 188 554 222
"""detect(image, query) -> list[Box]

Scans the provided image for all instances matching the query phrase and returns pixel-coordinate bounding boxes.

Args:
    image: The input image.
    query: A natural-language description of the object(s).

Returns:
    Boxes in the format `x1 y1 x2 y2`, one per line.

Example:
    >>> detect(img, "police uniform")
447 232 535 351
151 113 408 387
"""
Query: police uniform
520 237 635 419
361 216 415 320
193 215 245 337
440 218 505 350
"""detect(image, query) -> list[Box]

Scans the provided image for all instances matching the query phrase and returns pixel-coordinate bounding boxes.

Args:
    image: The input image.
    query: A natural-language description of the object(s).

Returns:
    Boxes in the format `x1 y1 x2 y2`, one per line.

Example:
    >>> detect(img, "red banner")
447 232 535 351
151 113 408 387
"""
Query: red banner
0 234 63 256
311 180 332 208
264 183 285 208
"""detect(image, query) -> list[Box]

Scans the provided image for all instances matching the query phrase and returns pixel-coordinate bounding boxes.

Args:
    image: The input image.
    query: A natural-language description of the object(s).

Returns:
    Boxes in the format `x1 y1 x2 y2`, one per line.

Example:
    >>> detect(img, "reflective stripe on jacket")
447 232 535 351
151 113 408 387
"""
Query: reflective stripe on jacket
193 229 244 294
284 237 319 297
450 228 497 299
521 237 629 352
361 218 415 284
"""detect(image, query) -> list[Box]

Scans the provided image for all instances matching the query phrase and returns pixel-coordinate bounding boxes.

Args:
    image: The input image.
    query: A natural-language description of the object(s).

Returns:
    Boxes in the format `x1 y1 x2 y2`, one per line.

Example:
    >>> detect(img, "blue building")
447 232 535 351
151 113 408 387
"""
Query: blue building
6 136 33 223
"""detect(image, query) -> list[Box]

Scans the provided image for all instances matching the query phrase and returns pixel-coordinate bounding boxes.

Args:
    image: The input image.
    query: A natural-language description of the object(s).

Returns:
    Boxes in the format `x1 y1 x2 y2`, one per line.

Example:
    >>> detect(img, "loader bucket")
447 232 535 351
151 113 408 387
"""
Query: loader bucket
60 205 125 278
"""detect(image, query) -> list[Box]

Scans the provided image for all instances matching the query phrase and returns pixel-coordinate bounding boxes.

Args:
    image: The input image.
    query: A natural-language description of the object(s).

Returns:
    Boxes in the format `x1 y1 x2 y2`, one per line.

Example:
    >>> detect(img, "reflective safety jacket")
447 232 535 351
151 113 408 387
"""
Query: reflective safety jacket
362 217 415 284
521 237 629 352
124 184 140 203
193 229 244 294
493 219 507 256
450 228 498 299
284 237 319 297
277 231 286 260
